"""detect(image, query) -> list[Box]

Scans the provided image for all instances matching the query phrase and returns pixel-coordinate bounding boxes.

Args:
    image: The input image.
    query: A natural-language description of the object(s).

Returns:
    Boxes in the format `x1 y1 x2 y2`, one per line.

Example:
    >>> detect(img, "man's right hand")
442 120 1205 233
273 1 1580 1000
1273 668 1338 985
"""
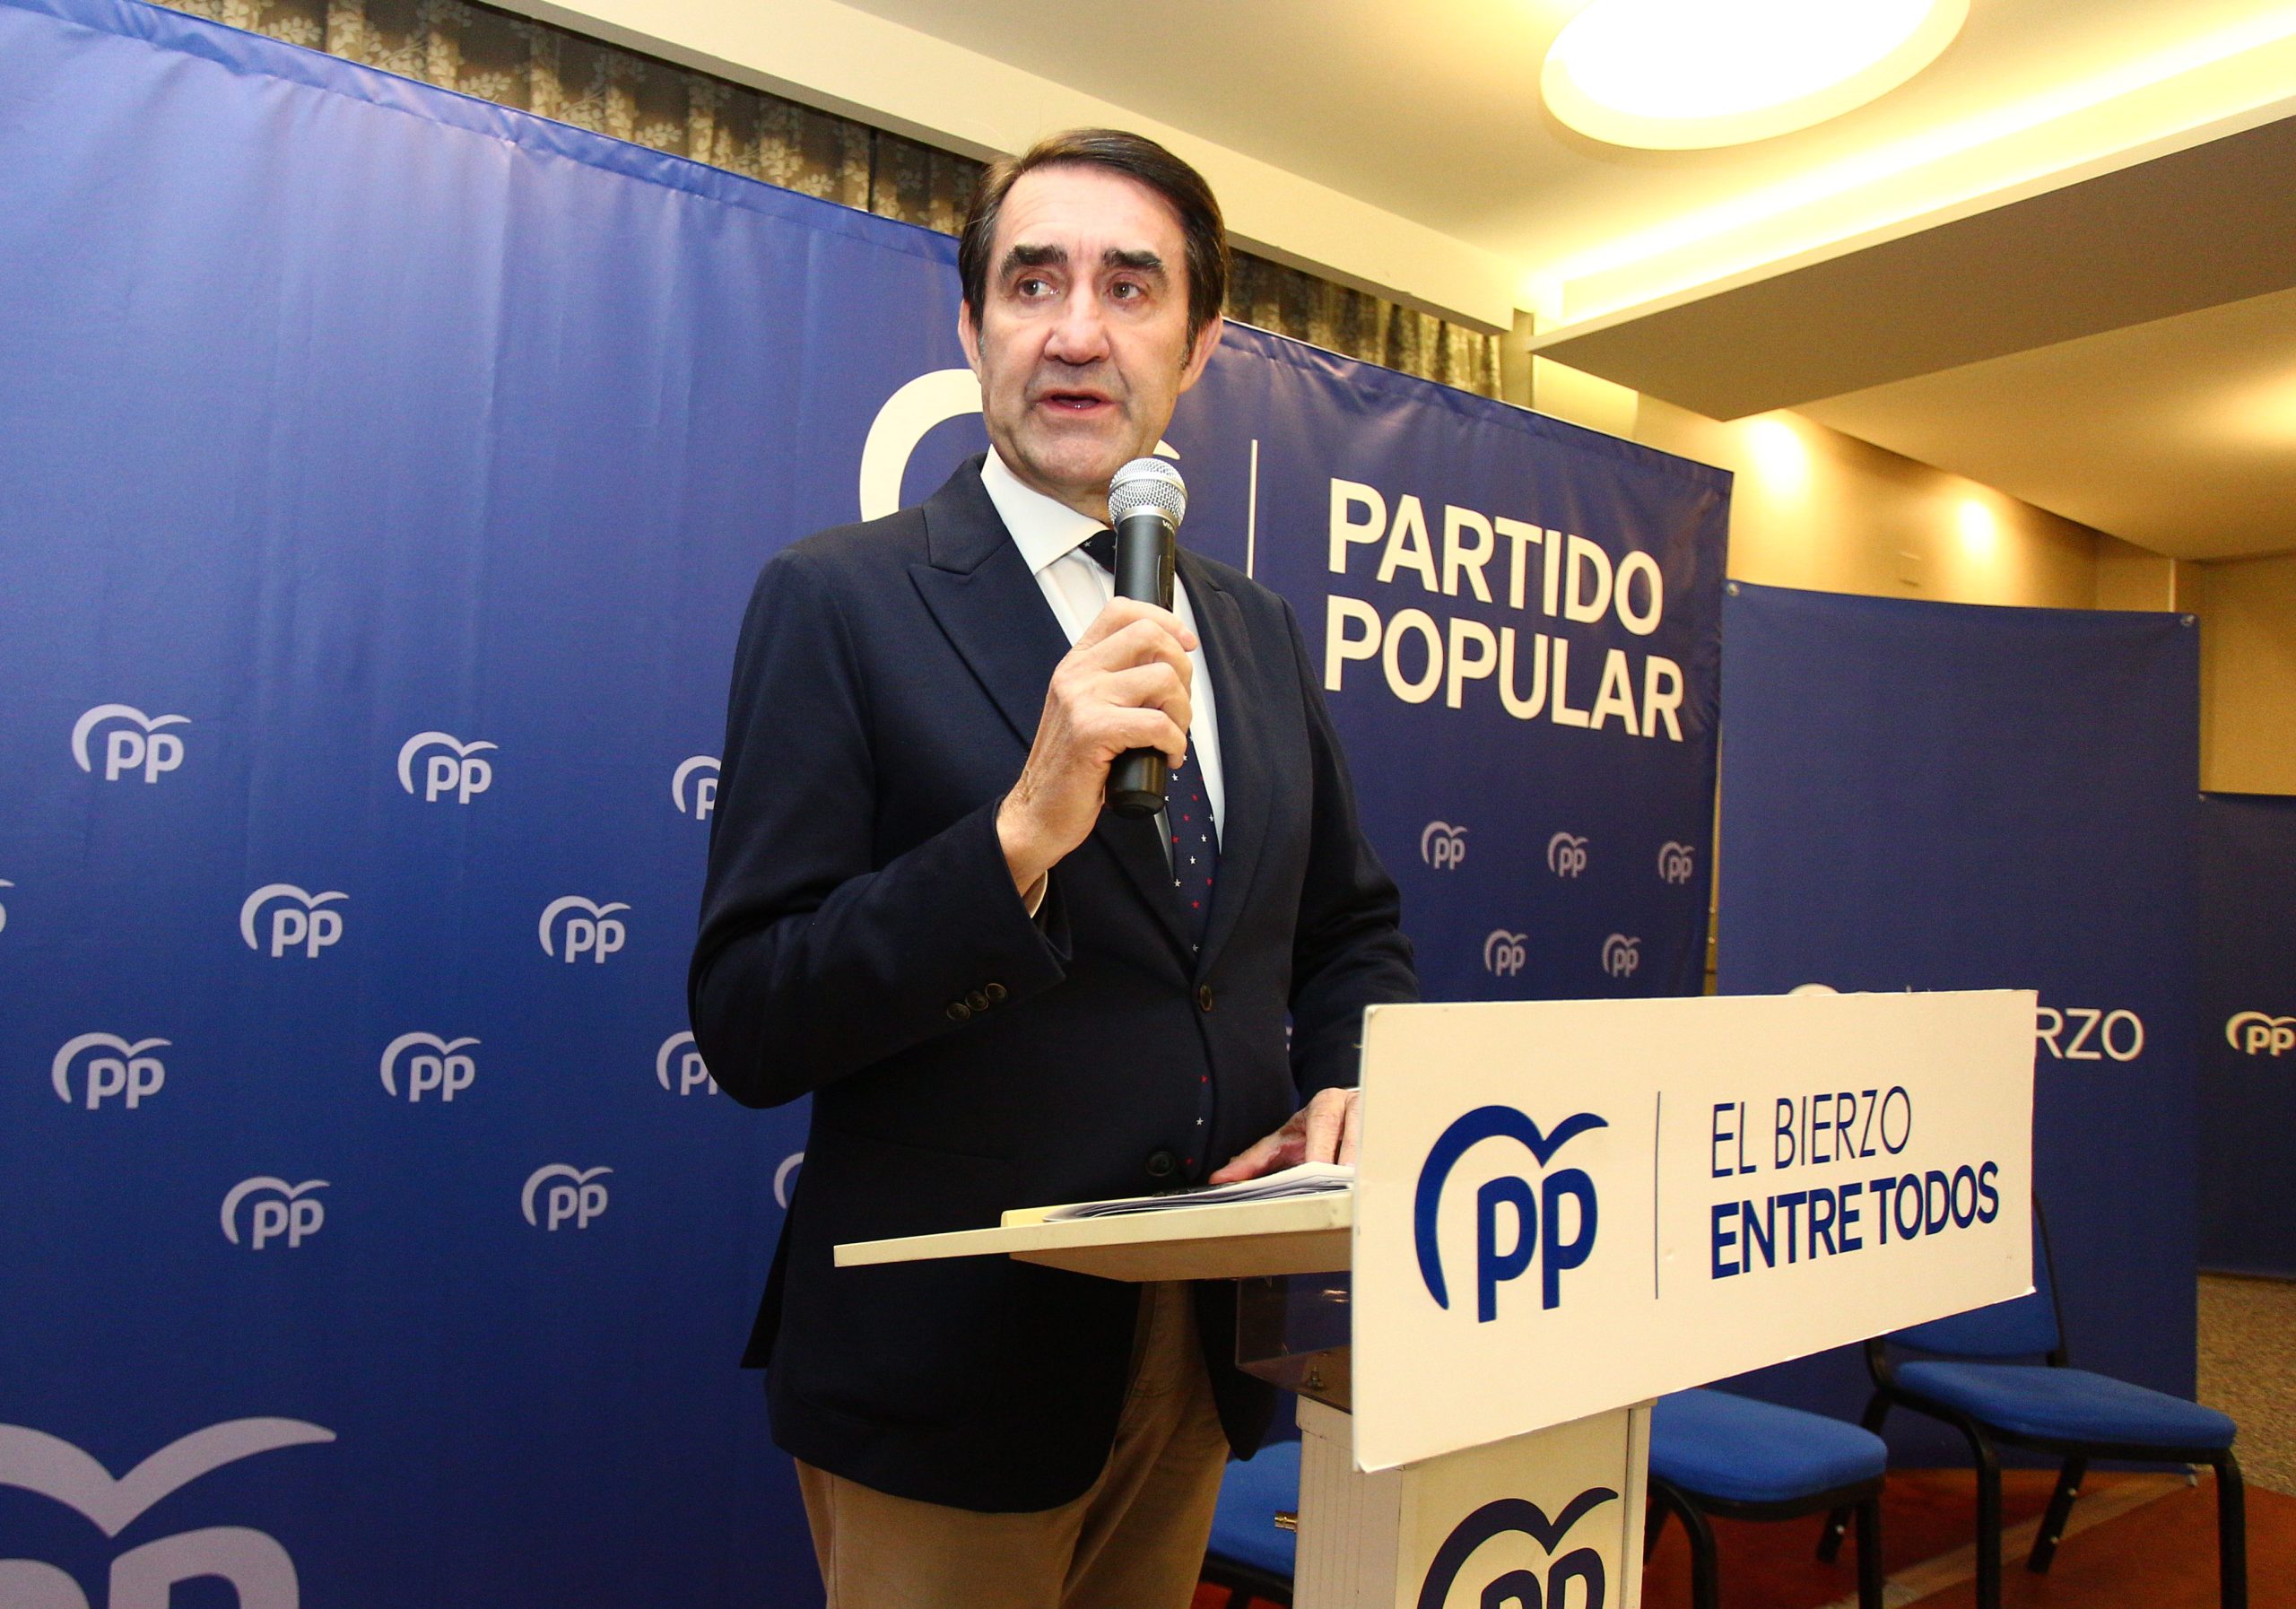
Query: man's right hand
997 597 1196 900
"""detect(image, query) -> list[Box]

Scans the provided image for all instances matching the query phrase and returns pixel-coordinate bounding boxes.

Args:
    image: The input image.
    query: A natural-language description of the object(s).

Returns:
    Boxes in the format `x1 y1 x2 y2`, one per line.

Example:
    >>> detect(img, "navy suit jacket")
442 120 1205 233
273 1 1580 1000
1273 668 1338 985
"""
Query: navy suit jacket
689 458 1416 1511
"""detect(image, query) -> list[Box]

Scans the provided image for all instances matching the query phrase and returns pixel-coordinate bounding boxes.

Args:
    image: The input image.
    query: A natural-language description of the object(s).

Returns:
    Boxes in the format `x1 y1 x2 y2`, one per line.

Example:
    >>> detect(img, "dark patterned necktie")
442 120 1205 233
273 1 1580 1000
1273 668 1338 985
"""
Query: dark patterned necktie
1080 529 1220 953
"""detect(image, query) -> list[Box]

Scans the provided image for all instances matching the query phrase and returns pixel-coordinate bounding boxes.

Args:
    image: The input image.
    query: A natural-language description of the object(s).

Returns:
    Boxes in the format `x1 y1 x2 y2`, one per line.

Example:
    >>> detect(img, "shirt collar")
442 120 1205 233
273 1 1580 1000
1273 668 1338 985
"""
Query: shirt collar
981 447 1104 577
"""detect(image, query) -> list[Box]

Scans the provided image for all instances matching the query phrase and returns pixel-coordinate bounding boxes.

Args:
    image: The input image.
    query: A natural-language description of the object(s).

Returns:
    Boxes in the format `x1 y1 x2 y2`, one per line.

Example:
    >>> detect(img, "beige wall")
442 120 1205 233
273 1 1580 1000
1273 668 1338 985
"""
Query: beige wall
2193 550 2296 795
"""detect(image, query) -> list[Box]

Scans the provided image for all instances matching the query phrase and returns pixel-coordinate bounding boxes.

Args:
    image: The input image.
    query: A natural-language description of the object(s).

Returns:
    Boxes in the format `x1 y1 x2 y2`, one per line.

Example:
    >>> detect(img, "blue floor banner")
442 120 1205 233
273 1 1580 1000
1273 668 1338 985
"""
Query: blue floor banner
0 1 1723 1602
2198 792 2296 1279
1715 583 2199 1460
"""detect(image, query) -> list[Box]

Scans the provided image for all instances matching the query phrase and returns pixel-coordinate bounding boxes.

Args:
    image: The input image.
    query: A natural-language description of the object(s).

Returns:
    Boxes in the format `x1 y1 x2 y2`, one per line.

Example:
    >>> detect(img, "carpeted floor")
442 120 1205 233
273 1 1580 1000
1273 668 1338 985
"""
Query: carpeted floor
2200 1272 2296 1497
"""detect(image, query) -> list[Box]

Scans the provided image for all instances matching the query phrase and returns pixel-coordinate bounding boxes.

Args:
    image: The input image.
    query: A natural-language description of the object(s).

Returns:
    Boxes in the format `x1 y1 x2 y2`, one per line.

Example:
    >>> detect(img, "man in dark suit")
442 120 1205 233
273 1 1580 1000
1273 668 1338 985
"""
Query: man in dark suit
690 127 1416 1608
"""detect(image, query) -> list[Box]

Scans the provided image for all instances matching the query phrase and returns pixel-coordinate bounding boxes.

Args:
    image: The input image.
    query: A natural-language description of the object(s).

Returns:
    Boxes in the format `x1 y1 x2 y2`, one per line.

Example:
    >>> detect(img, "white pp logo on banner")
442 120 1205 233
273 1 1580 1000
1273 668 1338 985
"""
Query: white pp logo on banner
0 878 13 935
50 1035 169 1111
221 1179 327 1250
1483 930 1527 978
1657 840 1696 884
72 705 189 785
396 731 495 804
1420 821 1467 870
537 897 627 963
0 1417 333 1609
655 1031 718 1096
1601 934 1641 978
1545 832 1588 878
379 1033 478 1102
2227 1011 2295 1057
2033 1003 2144 1062
774 1152 805 1210
523 1164 611 1231
672 755 719 821
239 885 346 960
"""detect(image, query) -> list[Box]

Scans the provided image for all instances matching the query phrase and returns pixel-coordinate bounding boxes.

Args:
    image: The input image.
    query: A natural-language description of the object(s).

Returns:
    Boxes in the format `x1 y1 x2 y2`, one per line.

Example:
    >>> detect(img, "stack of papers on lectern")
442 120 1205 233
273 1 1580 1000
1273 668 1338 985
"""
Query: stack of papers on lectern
1043 1162 1352 1222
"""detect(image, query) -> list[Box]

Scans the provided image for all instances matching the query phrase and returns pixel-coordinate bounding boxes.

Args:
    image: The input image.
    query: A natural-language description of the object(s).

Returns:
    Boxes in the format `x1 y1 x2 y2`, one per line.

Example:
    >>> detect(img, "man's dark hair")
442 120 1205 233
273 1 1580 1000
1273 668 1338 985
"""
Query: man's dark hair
958 128 1230 340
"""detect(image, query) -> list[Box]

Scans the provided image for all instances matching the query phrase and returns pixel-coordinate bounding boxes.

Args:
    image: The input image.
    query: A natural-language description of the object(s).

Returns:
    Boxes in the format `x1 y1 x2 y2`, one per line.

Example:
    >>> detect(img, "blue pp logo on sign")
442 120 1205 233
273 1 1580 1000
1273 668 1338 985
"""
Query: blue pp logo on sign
1416 1107 1605 1322
1416 1489 1614 1609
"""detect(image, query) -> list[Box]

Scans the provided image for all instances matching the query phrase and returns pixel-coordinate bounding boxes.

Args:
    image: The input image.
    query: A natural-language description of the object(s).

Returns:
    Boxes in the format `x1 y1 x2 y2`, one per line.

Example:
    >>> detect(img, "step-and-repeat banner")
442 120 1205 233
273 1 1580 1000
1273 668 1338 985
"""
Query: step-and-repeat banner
1715 583 2198 1461
0 1 1725 1601
2198 792 2296 1279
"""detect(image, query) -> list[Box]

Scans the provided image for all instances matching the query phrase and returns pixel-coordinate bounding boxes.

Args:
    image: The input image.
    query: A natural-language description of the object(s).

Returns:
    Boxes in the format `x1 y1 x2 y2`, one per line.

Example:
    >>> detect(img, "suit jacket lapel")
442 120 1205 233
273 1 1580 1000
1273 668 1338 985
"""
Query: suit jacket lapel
1185 552 1273 977
909 459 1192 957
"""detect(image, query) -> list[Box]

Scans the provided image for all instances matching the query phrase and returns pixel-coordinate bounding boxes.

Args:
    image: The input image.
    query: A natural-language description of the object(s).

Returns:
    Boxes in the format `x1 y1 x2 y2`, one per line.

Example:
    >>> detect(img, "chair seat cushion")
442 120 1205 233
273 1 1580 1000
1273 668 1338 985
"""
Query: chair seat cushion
1208 1439 1300 1579
1895 1362 2236 1451
1649 1388 1886 1506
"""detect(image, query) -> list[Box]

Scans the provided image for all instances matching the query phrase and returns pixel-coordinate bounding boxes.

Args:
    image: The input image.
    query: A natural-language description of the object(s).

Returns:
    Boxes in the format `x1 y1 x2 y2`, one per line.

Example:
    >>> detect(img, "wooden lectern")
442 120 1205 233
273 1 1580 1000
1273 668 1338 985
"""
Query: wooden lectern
841 990 2037 1609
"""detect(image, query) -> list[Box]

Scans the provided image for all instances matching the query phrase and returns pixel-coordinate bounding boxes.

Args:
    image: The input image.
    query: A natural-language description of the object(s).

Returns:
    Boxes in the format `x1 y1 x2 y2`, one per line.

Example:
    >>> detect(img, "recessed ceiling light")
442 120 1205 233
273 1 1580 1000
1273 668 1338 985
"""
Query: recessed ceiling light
1543 0 1969 151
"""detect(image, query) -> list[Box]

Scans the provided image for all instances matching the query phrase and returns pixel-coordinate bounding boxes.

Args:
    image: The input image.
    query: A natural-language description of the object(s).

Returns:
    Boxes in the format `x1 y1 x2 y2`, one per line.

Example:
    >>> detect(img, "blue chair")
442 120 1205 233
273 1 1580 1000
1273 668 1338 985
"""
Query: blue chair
1645 1387 1888 1609
1817 1202 2246 1609
1202 1438 1299 1606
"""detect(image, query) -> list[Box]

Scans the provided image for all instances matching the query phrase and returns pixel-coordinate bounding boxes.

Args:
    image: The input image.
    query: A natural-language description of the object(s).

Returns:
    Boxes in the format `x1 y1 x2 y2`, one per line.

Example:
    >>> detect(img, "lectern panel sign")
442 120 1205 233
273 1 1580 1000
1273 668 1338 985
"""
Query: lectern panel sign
1352 991 2034 1472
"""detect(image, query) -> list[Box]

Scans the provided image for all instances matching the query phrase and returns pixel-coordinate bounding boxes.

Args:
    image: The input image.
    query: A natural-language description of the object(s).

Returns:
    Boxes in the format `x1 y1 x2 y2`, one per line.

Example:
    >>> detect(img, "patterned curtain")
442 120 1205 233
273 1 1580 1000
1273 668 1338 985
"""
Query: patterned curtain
167 0 1501 396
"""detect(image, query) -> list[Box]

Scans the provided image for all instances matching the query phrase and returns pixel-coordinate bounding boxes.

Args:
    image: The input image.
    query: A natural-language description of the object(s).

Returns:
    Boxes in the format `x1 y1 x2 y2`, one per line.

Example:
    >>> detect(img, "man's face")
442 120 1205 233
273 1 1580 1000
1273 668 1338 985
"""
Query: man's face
960 163 1222 520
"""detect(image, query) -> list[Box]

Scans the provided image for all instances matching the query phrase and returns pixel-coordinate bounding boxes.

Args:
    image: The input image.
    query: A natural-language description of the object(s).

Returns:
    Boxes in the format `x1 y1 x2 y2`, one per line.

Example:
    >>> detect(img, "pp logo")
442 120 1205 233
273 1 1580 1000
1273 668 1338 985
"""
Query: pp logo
775 1152 805 1209
239 884 346 960
72 704 188 784
0 877 13 935
538 896 628 963
2226 1012 2294 1057
397 730 495 804
674 755 720 821
50 1034 169 1111
1415 1490 1614 1609
1415 1107 1605 1322
523 1163 612 1231
379 1032 478 1103
1483 930 1527 978
1420 821 1467 870
0 1416 334 1609
1545 832 1588 878
222 1178 327 1250
1657 840 1697 884
656 1031 719 1096
1601 934 1640 978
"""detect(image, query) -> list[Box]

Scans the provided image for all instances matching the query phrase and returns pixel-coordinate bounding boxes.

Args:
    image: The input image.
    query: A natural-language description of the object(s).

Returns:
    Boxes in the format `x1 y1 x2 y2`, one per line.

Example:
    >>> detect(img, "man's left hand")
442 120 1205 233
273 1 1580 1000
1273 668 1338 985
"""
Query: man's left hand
1208 1087 1358 1183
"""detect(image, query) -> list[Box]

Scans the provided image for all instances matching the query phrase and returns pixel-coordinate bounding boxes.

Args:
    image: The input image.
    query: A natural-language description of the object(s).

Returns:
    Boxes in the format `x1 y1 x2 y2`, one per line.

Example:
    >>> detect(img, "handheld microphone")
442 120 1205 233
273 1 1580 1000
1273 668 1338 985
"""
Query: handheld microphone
1105 457 1187 818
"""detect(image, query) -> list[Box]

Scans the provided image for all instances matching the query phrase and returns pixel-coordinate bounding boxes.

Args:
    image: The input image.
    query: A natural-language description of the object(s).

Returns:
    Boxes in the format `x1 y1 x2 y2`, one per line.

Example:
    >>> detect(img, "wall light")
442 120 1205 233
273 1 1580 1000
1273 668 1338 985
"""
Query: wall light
1956 496 1999 559
1543 0 1968 150
1745 417 1810 494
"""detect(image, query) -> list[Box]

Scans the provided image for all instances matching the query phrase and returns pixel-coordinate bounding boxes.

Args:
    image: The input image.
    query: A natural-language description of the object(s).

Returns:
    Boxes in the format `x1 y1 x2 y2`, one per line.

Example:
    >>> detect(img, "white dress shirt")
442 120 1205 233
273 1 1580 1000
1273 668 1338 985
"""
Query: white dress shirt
980 448 1227 841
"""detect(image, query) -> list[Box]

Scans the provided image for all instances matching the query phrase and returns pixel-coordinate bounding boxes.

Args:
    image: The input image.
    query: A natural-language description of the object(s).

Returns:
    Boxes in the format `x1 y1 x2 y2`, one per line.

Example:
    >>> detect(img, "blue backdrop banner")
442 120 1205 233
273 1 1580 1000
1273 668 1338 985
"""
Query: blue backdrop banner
0 1 1724 1602
2197 792 2296 1279
1715 582 2199 1459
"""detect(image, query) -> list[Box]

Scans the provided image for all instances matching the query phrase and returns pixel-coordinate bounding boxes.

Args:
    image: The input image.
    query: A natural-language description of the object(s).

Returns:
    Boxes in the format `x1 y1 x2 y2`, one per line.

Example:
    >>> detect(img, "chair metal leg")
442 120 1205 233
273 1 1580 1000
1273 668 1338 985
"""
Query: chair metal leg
2027 1455 2085 1573
1674 1491 1722 1609
1820 1391 1892 1562
2215 1453 2248 1609
1966 1428 2004 1609
1854 1496 1885 1609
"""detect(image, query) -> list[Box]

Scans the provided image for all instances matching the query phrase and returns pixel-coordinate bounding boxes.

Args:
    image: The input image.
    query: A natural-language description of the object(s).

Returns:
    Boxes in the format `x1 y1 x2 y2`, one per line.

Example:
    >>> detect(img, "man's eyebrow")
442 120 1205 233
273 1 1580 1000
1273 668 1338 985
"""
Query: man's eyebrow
1001 242 1067 275
1104 248 1166 277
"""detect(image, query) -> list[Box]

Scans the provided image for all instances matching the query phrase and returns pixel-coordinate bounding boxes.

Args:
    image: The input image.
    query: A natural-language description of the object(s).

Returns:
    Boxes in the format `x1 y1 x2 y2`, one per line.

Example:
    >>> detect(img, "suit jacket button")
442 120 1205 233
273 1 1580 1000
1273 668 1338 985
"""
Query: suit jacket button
984 982 1007 1004
945 1001 972 1022
1196 984 1214 1013
967 990 990 1013
1145 1149 1178 1180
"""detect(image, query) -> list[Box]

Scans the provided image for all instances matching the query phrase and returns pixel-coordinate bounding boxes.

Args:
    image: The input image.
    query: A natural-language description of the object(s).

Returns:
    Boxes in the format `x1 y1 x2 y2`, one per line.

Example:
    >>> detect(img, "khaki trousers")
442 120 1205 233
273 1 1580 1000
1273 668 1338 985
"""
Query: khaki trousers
796 1282 1231 1609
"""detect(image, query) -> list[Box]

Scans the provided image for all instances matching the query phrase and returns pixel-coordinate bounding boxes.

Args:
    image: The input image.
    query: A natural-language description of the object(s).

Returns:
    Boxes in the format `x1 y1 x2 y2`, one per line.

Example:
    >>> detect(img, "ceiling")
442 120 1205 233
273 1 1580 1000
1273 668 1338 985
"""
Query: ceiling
839 0 2296 561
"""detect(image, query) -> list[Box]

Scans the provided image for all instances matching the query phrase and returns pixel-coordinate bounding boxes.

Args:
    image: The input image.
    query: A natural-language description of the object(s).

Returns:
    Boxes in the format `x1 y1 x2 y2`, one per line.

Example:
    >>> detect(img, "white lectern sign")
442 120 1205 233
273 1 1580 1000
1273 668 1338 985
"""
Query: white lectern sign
1351 989 2036 1472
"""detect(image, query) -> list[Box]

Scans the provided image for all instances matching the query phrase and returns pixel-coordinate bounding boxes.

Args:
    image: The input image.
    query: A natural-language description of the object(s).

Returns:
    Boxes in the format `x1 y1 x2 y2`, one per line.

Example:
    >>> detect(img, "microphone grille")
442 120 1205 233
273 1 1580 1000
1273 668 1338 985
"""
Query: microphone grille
1109 457 1187 527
